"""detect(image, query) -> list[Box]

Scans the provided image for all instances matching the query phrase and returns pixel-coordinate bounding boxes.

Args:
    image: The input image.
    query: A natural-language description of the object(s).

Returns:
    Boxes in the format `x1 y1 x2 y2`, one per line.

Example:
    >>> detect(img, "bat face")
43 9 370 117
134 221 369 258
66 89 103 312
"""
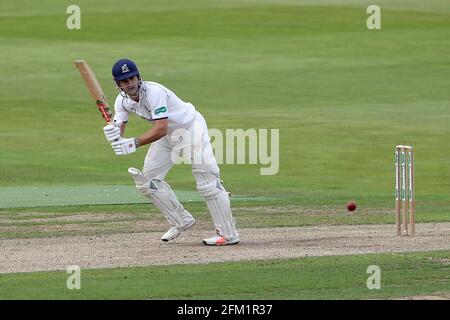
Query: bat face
74 60 113 124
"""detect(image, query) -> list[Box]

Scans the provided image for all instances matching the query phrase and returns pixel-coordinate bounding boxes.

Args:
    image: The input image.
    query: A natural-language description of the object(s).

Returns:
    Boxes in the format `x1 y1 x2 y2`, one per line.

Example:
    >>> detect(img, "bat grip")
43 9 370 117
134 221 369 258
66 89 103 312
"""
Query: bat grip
96 101 113 124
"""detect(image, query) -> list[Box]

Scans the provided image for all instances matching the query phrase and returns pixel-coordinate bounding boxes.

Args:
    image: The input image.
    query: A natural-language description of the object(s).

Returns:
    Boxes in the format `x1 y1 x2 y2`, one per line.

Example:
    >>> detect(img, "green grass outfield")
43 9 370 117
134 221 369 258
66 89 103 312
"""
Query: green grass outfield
0 0 449 299
1 0 449 204
0 251 449 299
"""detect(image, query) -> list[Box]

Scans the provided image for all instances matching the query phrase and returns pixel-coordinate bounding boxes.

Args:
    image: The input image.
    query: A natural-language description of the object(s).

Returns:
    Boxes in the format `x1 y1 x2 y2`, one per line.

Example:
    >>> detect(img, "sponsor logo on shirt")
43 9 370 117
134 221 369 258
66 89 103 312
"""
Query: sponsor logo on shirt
154 106 167 115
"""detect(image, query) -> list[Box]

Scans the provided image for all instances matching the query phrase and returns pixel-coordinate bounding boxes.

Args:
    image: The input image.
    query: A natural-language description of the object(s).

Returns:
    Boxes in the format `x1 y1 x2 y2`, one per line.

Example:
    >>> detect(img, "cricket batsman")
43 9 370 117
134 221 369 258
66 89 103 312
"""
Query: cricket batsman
103 58 240 246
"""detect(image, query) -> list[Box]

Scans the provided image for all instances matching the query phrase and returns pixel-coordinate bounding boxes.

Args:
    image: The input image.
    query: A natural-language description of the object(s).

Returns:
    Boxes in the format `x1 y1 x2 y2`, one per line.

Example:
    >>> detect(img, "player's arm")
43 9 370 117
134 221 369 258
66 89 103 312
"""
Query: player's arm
136 118 168 147
110 119 167 156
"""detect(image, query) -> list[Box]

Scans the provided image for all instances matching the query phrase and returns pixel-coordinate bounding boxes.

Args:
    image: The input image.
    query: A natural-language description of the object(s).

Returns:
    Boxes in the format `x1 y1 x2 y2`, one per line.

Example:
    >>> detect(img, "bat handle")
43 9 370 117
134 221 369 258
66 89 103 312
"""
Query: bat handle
96 101 113 124
97 102 119 141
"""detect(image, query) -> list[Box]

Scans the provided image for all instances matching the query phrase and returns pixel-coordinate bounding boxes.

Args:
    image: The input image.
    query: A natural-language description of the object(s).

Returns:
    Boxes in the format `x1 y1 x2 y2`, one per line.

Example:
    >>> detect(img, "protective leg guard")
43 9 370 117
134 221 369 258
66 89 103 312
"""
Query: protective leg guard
192 169 239 243
128 167 195 240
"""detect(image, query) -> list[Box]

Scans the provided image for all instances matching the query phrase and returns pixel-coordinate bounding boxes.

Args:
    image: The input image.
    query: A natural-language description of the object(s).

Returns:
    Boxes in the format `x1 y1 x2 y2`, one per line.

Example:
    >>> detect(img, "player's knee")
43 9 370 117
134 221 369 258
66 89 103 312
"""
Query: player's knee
133 174 161 193
197 180 219 199
192 169 226 199
148 178 169 192
143 170 165 182
137 178 169 198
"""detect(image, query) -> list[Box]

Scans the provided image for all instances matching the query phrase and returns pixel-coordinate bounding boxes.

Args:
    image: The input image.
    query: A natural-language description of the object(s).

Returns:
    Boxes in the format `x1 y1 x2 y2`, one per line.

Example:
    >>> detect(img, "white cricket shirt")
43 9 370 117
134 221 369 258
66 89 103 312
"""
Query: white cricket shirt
113 81 196 132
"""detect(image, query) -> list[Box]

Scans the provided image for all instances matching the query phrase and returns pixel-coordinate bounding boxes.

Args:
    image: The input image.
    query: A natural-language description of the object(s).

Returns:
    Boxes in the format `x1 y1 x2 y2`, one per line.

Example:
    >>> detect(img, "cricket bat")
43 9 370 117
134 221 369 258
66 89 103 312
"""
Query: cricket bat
74 60 113 125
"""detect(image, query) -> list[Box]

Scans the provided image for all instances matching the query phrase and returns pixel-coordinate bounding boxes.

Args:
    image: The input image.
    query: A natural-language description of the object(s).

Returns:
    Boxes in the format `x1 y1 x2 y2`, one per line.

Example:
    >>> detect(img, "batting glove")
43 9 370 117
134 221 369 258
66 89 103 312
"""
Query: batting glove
111 138 138 155
103 124 121 142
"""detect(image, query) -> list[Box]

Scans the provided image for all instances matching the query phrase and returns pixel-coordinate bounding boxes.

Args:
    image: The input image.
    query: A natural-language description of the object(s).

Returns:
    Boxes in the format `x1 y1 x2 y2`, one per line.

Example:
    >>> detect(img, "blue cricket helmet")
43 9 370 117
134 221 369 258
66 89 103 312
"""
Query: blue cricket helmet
112 59 140 81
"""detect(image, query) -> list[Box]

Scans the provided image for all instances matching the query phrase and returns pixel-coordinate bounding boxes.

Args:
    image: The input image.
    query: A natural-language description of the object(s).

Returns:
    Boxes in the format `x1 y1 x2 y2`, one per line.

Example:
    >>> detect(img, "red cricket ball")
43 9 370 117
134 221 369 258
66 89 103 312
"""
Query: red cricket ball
347 201 357 212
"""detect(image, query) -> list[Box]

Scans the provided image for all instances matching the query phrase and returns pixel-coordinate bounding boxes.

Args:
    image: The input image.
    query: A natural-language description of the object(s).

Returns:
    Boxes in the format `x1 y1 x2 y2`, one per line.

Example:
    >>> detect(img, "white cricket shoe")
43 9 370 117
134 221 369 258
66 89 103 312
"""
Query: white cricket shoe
161 218 196 242
202 234 240 246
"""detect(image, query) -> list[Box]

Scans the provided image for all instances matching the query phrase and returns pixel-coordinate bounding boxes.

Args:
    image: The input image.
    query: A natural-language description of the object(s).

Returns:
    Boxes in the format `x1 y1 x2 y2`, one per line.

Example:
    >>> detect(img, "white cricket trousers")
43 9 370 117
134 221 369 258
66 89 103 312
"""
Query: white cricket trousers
142 111 220 182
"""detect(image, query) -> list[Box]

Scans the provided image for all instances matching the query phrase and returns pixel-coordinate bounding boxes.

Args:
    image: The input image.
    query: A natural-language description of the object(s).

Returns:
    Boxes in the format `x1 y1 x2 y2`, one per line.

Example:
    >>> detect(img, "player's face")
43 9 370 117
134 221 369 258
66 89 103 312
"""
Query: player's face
118 76 139 96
